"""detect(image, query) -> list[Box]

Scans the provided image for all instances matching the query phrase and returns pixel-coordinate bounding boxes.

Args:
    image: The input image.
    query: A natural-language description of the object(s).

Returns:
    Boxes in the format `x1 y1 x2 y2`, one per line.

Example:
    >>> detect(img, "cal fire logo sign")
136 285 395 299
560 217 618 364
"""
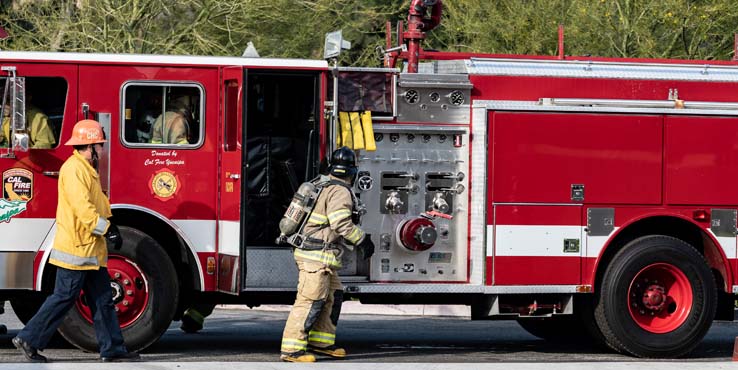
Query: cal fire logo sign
1 168 32 223
149 168 180 201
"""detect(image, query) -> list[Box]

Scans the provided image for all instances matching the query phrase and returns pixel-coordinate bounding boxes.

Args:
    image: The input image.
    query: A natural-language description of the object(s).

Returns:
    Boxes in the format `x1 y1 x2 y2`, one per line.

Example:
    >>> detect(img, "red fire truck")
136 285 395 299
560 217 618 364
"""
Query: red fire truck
1 0 736 359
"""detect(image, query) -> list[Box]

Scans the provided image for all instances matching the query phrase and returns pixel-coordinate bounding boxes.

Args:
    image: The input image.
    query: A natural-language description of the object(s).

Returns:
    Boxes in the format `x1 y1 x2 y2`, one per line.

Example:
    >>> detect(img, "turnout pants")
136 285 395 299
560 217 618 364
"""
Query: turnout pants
281 260 344 354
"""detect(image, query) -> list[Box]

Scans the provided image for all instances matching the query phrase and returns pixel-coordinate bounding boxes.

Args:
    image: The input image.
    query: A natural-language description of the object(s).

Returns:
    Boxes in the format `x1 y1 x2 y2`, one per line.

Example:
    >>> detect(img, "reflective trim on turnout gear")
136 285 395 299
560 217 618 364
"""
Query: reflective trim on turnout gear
49 248 101 268
345 227 364 244
327 209 352 224
293 249 342 269
307 212 328 225
308 330 336 345
281 338 308 353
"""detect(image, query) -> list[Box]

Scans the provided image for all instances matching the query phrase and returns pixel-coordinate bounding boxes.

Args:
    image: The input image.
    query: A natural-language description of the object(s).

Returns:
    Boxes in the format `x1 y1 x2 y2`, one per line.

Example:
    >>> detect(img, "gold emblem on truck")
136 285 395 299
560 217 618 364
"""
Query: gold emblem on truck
149 168 180 201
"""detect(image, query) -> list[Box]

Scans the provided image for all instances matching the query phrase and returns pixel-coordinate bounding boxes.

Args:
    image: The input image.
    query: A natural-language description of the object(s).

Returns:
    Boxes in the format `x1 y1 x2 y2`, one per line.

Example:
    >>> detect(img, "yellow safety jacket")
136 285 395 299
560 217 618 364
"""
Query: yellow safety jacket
0 106 56 149
49 150 112 270
295 175 365 270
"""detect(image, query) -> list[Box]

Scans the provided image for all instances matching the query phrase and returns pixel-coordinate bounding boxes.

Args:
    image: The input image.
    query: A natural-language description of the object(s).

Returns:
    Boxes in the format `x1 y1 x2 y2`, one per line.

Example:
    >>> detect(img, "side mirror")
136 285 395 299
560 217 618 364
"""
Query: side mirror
12 132 29 152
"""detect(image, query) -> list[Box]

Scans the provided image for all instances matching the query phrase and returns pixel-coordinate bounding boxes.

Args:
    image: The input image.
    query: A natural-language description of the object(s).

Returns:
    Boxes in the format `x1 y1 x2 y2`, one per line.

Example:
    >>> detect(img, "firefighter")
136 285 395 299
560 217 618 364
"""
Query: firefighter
279 146 375 363
150 91 193 145
12 120 139 363
0 99 56 149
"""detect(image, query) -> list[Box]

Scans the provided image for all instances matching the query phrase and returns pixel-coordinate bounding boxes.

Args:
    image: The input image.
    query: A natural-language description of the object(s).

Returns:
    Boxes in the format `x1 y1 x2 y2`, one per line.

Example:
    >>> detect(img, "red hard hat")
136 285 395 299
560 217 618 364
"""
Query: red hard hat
64 119 107 146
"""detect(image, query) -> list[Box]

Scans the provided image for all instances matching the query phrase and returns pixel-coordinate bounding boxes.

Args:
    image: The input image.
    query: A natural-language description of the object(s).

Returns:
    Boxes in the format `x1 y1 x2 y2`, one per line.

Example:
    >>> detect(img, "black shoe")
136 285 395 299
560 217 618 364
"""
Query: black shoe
12 336 47 363
100 352 141 362
0 324 6 335
180 311 203 334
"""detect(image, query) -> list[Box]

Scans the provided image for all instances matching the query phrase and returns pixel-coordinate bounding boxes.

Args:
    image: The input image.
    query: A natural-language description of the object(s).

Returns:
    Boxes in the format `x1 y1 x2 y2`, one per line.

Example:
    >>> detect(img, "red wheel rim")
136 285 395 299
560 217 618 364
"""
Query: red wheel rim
627 262 692 333
75 254 150 328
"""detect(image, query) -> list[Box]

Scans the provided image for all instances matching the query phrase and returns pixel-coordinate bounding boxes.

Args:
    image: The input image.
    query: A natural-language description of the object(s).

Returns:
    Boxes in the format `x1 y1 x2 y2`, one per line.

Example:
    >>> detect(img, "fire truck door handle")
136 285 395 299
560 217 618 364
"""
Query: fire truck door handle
228 173 240 180
43 170 60 177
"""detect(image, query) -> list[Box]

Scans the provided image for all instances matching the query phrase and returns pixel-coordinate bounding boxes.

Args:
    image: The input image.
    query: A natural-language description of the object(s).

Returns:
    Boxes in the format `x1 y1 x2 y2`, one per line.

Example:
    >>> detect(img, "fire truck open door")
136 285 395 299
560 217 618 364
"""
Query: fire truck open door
0 64 77 291
241 69 323 290
217 66 244 294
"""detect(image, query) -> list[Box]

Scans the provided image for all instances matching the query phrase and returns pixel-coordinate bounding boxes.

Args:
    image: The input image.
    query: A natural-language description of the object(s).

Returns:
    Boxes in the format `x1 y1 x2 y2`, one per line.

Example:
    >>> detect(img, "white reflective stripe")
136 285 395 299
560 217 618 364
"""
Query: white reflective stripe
494 225 582 257
172 219 216 253
707 229 737 259
585 227 619 258
327 209 351 223
49 248 99 267
217 220 240 256
92 217 108 236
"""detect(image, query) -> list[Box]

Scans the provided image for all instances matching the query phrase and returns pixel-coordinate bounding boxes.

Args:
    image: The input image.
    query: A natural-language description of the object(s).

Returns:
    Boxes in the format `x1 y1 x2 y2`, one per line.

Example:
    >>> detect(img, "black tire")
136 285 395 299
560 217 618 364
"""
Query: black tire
594 235 716 358
57 226 179 353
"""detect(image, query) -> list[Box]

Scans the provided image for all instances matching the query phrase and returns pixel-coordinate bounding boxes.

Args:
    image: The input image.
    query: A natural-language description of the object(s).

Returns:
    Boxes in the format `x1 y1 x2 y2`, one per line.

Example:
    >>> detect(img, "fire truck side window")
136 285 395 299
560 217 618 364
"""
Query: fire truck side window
0 77 66 149
122 83 203 147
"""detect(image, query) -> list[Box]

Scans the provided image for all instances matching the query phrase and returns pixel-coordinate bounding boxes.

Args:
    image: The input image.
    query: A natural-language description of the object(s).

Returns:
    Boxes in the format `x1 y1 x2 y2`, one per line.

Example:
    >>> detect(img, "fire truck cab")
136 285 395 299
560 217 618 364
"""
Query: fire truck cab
2 7 738 359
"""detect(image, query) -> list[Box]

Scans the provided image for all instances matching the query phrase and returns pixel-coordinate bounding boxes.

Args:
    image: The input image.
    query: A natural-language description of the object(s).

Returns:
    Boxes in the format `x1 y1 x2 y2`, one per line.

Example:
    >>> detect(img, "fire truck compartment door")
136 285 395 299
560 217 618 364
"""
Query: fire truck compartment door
665 115 738 206
491 112 663 205
217 66 244 295
493 204 582 285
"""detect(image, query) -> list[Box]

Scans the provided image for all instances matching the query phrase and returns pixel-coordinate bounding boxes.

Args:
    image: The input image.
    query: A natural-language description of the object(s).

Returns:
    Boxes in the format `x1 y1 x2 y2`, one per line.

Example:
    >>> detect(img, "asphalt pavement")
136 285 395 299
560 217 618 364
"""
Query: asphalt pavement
0 304 736 369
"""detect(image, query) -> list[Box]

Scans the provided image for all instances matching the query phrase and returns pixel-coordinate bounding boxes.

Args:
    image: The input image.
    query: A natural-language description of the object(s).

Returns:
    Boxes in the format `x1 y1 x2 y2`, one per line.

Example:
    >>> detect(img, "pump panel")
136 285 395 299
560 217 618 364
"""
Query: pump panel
357 124 469 282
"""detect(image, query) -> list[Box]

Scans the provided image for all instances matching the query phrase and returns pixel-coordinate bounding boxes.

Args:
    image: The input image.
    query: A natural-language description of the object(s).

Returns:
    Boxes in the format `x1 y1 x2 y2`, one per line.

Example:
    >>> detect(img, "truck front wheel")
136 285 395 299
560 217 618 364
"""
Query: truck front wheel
594 235 716 358
57 226 179 352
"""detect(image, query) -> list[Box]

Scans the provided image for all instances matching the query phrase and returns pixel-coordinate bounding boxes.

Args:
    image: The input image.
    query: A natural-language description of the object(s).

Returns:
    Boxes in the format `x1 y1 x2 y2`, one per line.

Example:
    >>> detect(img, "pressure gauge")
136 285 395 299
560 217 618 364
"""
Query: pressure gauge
448 90 465 106
429 92 441 103
404 89 420 104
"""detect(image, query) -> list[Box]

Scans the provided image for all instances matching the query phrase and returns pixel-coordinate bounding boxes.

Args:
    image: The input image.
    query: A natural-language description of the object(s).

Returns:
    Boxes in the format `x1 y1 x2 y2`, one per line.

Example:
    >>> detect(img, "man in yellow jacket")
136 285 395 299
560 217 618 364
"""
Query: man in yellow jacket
0 102 56 149
280 147 375 362
12 120 139 363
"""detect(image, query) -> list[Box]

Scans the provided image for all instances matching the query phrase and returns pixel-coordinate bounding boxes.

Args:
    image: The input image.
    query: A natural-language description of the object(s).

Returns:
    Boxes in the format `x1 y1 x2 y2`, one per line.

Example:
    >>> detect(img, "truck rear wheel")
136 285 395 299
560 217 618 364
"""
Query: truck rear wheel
57 226 179 353
594 235 716 358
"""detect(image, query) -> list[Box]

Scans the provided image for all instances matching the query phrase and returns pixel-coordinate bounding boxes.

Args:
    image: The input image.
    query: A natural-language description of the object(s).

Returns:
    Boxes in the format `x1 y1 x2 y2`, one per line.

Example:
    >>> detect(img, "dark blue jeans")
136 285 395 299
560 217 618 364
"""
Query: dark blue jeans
17 267 128 357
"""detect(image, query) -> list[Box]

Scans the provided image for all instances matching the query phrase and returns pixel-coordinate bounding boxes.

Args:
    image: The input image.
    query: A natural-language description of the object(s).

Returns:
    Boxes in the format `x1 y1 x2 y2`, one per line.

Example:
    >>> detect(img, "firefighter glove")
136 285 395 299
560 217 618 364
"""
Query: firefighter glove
105 223 123 250
357 235 375 260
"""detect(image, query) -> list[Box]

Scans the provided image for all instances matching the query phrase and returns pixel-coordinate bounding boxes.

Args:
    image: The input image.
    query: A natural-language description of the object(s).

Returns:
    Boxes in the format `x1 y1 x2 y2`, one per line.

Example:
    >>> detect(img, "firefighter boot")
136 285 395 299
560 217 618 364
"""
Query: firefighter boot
309 344 346 358
280 350 316 363
180 308 204 333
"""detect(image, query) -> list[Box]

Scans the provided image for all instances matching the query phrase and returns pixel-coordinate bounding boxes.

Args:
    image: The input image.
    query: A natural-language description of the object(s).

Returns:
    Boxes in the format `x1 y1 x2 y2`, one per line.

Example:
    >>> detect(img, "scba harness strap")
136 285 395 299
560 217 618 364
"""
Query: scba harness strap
285 177 363 250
